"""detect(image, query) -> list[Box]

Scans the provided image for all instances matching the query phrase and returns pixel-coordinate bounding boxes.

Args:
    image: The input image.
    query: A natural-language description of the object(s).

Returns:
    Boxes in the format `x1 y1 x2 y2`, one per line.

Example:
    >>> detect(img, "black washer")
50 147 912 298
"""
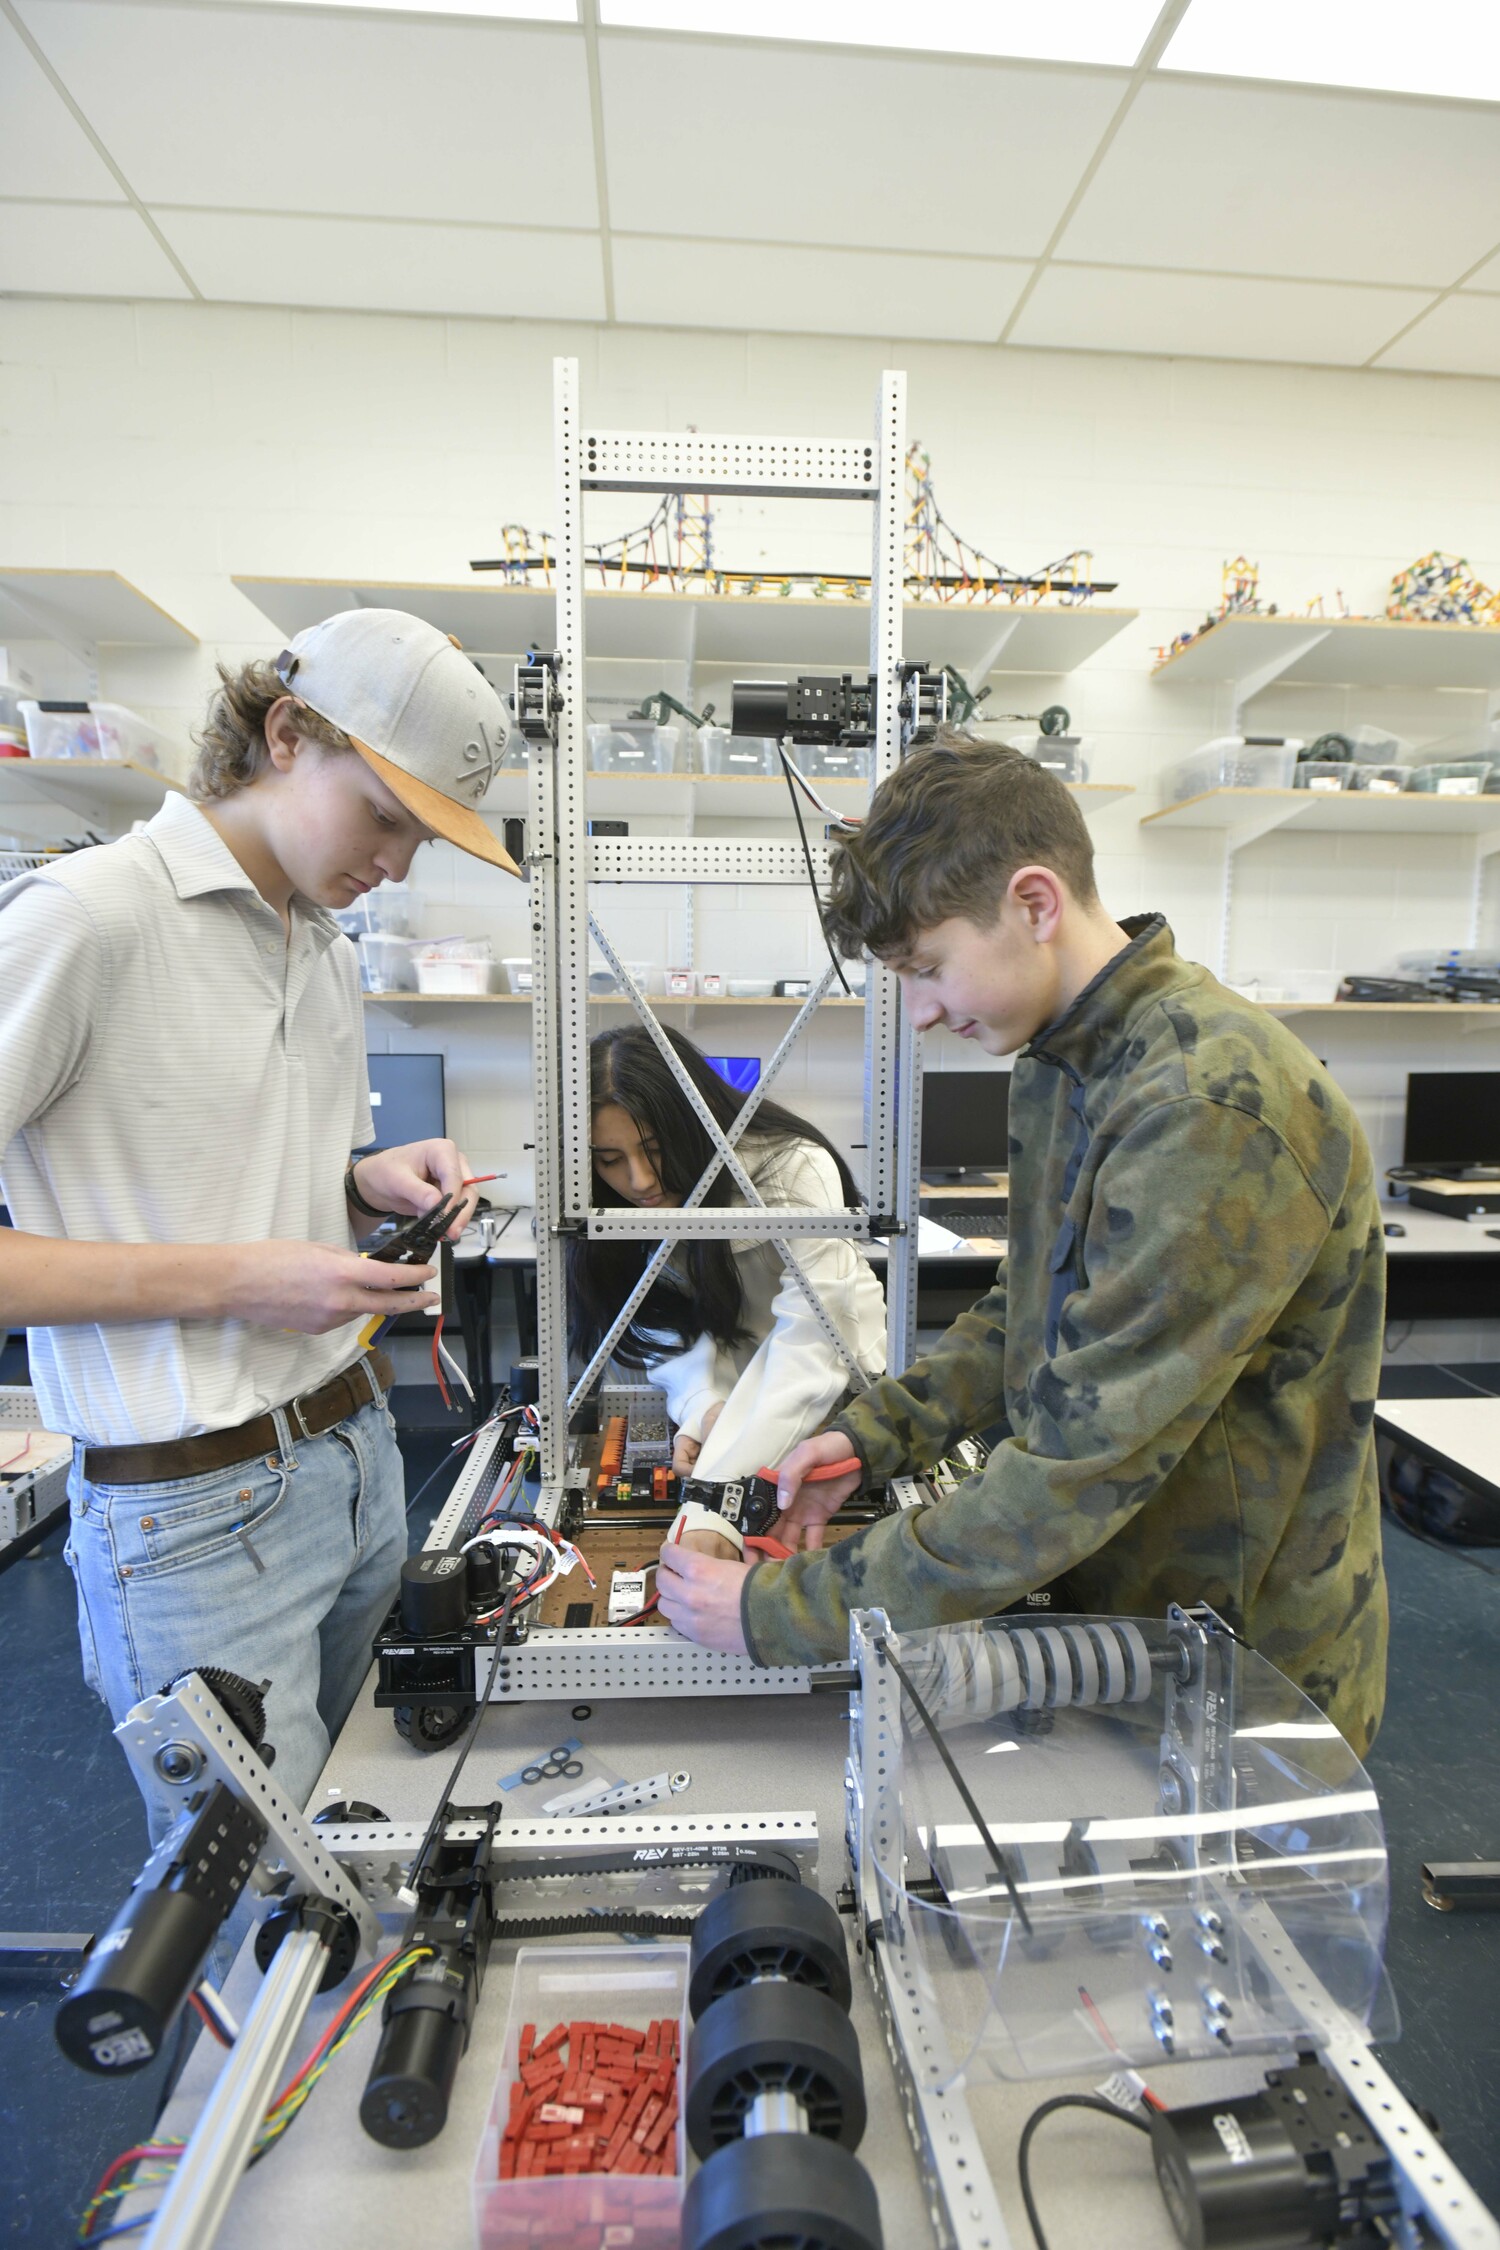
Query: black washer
572 1704 592 1722
689 1881 851 2020
685 1983 865 2157
683 2135 883 2250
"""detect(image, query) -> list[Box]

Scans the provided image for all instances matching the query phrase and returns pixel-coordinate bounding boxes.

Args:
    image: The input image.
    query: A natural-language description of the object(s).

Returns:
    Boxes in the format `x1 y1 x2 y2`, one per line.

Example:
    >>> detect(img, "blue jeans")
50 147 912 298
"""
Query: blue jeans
64 1395 407 1841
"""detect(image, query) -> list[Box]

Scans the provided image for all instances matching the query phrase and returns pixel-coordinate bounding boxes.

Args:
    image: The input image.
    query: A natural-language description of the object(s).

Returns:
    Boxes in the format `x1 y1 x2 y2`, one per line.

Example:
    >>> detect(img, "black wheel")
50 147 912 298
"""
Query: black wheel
689 1882 851 2019
686 1983 866 2158
393 1702 468 1750
683 2134 882 2250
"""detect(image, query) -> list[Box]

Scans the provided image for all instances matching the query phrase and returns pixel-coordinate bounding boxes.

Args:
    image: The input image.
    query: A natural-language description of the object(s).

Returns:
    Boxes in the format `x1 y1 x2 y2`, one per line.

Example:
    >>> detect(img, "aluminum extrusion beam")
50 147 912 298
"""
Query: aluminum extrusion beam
579 430 877 499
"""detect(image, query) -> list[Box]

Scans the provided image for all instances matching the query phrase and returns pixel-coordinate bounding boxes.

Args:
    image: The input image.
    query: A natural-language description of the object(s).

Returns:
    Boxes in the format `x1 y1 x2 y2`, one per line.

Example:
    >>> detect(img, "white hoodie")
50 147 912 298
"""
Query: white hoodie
640 1136 887 1482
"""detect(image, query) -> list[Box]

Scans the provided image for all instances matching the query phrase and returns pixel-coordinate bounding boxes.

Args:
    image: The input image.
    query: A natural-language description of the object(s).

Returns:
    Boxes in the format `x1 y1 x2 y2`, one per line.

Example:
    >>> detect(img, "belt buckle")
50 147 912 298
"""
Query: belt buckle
286 1390 316 1442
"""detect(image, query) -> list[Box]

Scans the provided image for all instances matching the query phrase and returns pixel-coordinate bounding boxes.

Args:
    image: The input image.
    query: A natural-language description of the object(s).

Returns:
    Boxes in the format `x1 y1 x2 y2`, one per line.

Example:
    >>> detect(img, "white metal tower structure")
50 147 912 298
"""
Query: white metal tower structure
522 359 921 1505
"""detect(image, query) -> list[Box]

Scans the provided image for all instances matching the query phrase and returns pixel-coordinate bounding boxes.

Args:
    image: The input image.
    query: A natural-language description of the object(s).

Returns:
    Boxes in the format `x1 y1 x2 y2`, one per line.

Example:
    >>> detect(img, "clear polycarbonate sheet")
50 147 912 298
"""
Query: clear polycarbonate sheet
852 1612 1392 2086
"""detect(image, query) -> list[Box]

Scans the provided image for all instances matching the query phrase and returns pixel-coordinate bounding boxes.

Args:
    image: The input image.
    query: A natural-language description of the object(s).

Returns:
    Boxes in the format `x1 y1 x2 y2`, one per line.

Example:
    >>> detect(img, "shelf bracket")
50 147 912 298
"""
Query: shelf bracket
963 614 1020 695
1218 798 1310 981
1227 626 1331 732
1467 826 1500 951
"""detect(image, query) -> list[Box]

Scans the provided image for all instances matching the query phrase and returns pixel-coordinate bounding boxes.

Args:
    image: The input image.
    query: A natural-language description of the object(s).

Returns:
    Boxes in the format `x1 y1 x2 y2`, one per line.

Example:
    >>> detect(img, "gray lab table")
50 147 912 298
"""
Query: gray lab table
141 1661 1283 2250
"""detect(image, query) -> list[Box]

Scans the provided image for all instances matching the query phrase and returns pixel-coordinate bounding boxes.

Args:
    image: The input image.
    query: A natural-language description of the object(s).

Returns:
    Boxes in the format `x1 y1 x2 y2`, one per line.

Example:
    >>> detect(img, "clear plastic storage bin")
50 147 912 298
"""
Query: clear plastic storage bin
1406 761 1492 796
1348 764 1411 794
698 729 776 777
335 885 415 940
1344 724 1415 767
587 961 652 997
1160 737 1299 802
357 934 417 993
472 1943 688 2250
1017 734 1089 784
19 701 99 760
502 957 534 994
413 939 494 994
89 702 165 769
798 743 871 782
1293 761 1351 792
586 725 679 776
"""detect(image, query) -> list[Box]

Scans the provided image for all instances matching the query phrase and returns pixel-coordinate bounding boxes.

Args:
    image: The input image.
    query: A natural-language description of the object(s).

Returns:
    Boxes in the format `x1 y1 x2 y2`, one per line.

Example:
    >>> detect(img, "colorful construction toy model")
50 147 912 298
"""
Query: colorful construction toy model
1387 550 1500 627
1154 557 1353 663
471 441 1114 609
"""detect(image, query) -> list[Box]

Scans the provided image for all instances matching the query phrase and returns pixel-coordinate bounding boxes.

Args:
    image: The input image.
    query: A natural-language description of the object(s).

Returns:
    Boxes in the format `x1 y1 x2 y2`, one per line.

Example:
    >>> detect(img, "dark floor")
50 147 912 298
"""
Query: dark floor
3 1368 1498 2241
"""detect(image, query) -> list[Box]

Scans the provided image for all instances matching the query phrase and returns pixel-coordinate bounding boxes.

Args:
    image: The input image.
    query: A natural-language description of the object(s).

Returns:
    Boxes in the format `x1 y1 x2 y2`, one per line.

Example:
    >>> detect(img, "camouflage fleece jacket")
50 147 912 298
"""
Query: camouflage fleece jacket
742 915 1389 1754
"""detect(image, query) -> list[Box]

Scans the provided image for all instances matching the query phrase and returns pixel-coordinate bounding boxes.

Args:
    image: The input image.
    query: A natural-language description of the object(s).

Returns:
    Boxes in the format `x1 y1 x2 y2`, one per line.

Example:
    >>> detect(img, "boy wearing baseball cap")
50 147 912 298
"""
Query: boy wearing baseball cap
0 609 519 1822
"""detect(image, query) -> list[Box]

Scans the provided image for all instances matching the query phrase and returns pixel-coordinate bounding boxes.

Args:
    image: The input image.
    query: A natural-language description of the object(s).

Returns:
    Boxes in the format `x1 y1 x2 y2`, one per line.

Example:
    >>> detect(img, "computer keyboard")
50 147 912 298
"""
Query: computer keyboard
927 1210 1007 1239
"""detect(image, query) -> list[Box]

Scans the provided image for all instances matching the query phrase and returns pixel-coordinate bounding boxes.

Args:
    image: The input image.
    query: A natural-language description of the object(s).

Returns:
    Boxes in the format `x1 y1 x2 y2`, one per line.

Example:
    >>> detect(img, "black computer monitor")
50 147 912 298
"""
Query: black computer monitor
920 1071 1010 1178
1403 1072 1500 1169
705 1056 761 1095
358 1053 446 1152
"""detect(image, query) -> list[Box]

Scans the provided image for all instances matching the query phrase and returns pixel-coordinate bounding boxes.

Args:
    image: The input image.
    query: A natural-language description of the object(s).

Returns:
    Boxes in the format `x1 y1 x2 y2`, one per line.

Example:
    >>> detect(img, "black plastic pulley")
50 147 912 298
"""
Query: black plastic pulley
689 1881 851 2019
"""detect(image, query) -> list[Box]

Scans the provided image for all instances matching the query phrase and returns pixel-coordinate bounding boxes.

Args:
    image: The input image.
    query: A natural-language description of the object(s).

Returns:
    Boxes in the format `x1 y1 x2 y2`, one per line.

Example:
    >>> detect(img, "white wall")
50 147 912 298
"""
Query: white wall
5 296 1500 1358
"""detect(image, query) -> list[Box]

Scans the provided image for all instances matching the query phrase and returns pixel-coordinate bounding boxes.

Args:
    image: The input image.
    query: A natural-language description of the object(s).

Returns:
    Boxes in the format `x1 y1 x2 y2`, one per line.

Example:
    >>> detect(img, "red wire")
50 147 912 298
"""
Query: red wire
81 2145 183 2238
431 1318 452 1411
188 1990 232 2047
0 1433 35 1472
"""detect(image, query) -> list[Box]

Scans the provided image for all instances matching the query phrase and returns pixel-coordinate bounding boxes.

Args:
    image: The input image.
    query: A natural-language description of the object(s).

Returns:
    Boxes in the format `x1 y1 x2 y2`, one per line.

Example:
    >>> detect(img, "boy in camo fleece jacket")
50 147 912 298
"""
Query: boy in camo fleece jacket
655 734 1388 1755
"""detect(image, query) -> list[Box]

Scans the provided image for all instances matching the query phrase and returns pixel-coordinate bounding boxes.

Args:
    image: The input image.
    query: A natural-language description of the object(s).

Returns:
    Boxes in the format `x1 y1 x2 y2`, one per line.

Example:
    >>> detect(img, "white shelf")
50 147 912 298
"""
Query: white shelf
362 992 868 1009
0 757 180 827
1142 787 1500 840
474 772 1132 821
1152 612 1500 695
233 575 1136 679
0 570 196 650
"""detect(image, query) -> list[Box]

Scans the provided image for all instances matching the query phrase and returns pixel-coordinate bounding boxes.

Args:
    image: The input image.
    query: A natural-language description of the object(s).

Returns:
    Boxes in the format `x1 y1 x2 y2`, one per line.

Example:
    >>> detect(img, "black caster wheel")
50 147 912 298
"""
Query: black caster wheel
393 1703 468 1750
686 1982 866 2158
689 1881 851 2019
683 2133 883 2250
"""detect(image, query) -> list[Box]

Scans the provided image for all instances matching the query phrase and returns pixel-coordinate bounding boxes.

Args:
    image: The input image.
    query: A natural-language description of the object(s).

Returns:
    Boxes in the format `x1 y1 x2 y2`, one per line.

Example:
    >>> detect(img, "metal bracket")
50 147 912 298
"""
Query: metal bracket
114 1675 381 1957
478 1625 813 1700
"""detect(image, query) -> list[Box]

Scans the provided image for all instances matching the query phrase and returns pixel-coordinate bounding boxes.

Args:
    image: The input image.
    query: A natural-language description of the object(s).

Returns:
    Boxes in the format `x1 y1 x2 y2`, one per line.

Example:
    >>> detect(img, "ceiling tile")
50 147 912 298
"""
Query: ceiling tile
1465 246 1500 293
1060 79 1500 288
1011 265 1435 367
599 34 1120 258
0 200 191 297
1375 293 1500 378
0 15 124 201
612 236 1028 341
152 209 605 319
15 2 598 226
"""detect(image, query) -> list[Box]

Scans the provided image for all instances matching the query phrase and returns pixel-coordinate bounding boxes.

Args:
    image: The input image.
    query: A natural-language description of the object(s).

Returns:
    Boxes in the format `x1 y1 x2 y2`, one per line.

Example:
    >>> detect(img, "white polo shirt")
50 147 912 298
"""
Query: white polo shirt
0 793 375 1446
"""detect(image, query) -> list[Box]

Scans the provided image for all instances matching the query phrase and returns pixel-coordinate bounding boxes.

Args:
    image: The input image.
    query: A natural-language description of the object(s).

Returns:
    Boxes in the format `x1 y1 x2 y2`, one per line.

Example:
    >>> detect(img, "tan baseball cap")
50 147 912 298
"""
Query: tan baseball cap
275 608 521 877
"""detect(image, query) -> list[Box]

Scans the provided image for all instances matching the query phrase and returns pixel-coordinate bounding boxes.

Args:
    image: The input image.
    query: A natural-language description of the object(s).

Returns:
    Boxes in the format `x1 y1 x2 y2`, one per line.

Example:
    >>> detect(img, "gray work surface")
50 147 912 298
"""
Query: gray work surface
149 1668 1286 2250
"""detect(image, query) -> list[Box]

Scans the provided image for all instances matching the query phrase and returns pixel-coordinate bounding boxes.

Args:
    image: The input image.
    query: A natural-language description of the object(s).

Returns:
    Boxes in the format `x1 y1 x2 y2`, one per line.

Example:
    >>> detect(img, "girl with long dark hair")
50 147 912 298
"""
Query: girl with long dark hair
567 1026 885 1479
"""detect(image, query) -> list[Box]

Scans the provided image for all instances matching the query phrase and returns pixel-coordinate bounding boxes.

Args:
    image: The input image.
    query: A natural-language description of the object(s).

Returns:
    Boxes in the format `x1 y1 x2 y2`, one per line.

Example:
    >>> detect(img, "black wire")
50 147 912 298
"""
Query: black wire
405 1563 534 1886
1017 2093 1152 2250
778 741 852 996
876 1638 1032 1936
403 1401 528 1517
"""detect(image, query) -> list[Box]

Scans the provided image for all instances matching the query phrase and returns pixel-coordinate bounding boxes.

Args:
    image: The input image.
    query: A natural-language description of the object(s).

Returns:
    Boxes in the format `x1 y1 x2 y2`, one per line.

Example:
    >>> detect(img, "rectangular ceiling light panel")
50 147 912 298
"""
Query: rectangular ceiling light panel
601 0 1161 66
1163 0 1500 104
243 0 576 13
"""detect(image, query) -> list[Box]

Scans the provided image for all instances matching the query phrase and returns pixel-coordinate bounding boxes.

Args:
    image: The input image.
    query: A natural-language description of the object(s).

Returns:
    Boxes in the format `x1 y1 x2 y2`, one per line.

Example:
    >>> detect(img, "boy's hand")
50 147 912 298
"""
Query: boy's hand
655 1541 751 1653
229 1241 437 1333
774 1431 863 1550
350 1139 480 1240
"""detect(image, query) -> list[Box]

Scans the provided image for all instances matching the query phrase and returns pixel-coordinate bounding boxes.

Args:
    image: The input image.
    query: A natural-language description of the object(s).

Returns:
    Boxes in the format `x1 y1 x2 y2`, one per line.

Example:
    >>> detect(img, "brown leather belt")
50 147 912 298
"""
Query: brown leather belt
79 1349 396 1488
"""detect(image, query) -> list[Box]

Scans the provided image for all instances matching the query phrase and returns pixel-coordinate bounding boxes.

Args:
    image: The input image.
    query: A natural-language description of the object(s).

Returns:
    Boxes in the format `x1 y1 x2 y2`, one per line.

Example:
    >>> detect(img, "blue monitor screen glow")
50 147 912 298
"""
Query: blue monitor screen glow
705 1055 761 1095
